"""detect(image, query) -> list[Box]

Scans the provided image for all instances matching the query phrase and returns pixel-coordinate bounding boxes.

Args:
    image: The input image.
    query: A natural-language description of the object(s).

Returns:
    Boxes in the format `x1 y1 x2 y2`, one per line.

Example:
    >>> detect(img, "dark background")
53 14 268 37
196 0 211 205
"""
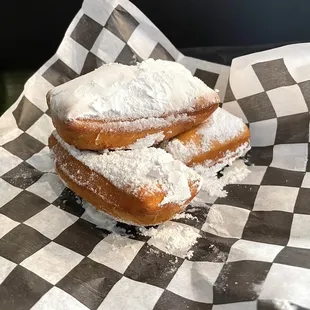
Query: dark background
1 0 310 114
1 0 310 70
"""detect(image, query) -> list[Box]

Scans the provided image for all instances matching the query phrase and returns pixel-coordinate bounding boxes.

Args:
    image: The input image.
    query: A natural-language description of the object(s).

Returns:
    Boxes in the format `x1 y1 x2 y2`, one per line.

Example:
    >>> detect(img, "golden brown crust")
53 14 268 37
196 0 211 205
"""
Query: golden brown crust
47 92 219 150
49 135 200 226
166 125 250 167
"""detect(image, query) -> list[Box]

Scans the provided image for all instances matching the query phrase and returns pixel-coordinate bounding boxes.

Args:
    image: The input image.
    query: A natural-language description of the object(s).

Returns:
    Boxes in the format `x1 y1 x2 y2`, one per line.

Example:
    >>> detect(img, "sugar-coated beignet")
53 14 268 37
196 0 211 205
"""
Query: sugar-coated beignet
164 108 250 168
47 59 219 150
49 131 202 226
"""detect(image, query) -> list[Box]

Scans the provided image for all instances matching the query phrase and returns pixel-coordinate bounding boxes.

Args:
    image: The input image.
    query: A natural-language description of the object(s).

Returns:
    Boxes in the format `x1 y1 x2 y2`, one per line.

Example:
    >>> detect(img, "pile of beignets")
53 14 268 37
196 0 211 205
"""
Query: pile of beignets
48 59 250 226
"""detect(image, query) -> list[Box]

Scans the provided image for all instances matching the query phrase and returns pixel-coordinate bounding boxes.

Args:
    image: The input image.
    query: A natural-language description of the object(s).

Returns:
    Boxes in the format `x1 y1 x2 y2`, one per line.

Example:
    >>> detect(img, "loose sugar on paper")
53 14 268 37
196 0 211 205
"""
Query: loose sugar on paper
194 159 251 199
173 212 199 221
139 221 201 258
81 201 127 235
82 201 200 259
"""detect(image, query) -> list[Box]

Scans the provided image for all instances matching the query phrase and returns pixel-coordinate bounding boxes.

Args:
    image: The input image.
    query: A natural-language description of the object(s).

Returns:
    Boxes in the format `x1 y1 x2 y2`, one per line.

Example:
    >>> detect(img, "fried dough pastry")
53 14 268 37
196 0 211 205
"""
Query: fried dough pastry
49 131 202 226
164 108 250 168
47 59 219 150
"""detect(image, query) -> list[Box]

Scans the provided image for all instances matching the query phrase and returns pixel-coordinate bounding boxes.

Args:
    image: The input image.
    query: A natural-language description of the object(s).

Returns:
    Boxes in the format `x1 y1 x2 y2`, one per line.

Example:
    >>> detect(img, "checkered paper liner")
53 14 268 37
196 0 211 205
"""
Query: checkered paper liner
1 0 310 309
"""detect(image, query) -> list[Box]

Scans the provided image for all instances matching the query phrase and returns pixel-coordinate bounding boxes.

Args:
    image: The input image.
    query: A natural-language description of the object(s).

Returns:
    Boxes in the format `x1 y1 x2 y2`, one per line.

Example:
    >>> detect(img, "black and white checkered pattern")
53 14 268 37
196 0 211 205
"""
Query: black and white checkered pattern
0 0 310 308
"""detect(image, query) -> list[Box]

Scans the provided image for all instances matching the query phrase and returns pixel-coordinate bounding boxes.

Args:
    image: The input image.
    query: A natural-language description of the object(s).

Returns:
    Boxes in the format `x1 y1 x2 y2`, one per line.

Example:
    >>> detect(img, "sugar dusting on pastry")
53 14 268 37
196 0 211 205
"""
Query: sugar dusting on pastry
52 131 201 205
89 113 192 133
127 131 165 149
197 108 246 151
49 59 219 121
164 108 248 163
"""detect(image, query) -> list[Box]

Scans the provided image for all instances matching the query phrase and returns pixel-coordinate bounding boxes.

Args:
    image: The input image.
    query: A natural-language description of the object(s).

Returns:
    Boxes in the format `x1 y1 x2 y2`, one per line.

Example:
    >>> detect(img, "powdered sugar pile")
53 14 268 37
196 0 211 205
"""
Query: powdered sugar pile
164 108 248 163
139 221 200 258
193 159 251 199
53 131 201 205
81 200 199 259
81 201 127 235
173 212 198 221
49 59 219 122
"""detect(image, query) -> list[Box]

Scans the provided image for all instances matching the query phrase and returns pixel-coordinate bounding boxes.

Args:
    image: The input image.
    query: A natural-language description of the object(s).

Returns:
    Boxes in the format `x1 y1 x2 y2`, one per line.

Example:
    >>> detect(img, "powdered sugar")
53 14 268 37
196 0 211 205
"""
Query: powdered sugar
81 200 127 235
185 250 194 259
82 200 200 259
194 142 251 177
52 131 201 205
88 113 192 133
49 59 219 122
197 108 246 151
272 300 297 310
164 108 248 164
164 139 199 164
194 159 251 198
127 132 165 149
173 212 198 221
208 244 227 261
139 221 200 258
